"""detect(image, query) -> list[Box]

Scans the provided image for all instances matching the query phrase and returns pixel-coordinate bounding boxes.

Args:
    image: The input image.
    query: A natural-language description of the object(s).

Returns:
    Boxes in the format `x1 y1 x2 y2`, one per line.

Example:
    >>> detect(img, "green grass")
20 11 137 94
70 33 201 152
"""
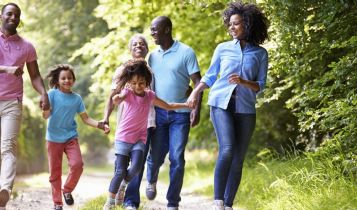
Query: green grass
184 151 357 210
80 149 357 210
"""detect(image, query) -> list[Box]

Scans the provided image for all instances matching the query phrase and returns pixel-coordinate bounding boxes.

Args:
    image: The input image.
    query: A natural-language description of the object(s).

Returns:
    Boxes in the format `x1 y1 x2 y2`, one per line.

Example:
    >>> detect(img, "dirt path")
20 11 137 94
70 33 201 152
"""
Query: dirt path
6 171 215 210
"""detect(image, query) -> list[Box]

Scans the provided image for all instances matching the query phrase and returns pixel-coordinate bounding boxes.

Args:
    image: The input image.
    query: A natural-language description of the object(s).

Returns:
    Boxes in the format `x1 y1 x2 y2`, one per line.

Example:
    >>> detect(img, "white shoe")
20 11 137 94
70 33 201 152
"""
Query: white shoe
125 205 137 210
167 207 179 210
213 200 224 210
225 207 233 210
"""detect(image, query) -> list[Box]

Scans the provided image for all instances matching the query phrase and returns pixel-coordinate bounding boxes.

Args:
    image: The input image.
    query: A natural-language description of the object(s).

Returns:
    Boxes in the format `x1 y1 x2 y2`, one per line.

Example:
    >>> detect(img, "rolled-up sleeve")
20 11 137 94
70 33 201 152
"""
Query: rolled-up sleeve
256 49 268 94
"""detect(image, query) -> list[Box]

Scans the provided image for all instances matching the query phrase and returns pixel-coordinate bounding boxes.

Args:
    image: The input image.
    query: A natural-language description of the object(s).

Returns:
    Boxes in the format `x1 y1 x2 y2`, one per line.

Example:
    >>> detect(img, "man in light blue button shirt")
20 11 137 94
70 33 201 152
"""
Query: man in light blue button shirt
145 16 202 210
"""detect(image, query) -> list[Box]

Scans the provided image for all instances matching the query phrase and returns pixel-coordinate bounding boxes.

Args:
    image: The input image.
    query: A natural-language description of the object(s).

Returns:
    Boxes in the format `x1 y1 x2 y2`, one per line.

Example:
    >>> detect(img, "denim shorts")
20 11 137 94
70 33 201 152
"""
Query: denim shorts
114 140 146 156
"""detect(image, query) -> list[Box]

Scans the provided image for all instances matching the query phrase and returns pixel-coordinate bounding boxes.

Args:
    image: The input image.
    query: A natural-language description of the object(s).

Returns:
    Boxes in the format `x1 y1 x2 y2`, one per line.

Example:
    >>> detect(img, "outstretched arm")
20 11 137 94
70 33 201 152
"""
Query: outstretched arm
26 61 50 110
102 89 117 127
153 97 189 110
79 112 110 133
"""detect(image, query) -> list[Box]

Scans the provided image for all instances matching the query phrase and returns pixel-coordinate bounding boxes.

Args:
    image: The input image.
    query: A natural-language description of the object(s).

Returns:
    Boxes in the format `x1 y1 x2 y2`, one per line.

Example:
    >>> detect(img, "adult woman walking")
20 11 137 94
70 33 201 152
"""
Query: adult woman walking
187 1 269 209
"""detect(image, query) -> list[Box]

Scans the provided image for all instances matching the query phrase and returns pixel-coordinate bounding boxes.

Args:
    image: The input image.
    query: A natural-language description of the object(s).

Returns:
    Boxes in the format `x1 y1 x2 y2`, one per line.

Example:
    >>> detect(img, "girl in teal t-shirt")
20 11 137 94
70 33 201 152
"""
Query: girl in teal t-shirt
42 64 109 210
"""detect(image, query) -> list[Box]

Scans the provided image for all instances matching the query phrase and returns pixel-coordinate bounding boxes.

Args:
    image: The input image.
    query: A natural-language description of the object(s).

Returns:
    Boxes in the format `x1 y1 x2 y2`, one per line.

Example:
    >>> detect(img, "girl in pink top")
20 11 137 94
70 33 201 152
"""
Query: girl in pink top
103 59 189 210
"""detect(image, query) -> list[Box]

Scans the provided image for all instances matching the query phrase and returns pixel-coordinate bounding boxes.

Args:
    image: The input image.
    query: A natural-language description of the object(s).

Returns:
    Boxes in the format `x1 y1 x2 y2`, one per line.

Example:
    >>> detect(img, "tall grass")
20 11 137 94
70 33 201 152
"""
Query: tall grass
184 150 357 210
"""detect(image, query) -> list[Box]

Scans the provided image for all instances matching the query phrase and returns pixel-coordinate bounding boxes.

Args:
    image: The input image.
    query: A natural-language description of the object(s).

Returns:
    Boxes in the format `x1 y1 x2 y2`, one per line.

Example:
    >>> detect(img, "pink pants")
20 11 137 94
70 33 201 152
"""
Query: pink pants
46 139 83 205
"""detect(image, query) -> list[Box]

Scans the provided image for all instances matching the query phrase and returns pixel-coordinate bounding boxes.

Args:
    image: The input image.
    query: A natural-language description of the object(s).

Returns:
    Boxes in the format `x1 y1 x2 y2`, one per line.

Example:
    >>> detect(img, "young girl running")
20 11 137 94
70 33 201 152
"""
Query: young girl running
103 59 189 210
42 64 109 210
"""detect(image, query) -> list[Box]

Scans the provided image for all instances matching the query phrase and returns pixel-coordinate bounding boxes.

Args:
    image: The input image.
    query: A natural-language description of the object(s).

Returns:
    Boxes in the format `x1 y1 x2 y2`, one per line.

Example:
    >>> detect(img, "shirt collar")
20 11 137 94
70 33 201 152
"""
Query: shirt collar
233 39 253 49
158 40 179 53
0 30 20 41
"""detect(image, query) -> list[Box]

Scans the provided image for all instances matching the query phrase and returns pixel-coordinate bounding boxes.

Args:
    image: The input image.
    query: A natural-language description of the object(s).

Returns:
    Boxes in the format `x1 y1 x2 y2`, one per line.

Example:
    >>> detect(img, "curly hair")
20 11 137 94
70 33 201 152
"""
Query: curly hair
46 64 76 89
115 58 152 92
223 1 269 45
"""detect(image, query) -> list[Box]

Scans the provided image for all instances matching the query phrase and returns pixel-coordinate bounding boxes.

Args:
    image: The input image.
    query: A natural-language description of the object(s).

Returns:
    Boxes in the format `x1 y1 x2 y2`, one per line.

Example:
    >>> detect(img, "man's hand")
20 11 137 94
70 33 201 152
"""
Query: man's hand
190 109 200 127
40 93 50 111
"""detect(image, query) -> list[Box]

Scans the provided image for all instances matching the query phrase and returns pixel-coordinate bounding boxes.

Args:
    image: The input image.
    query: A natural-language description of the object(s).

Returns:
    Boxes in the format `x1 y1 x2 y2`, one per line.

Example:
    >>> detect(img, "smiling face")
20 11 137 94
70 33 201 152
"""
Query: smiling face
228 14 246 40
130 37 148 59
0 4 21 35
129 75 147 96
58 70 75 93
150 18 167 45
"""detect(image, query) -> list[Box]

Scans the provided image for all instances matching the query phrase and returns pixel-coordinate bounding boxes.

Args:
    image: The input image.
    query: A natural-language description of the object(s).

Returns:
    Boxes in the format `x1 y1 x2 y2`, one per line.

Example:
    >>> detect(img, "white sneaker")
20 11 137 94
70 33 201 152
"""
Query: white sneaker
167 207 179 210
225 207 233 210
214 200 224 210
125 205 137 210
103 200 115 210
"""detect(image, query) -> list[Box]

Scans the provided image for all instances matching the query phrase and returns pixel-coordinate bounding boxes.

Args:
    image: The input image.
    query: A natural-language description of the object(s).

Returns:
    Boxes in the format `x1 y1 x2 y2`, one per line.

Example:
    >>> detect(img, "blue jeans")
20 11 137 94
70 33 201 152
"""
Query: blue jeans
123 127 154 208
146 107 190 207
108 150 144 194
210 106 256 207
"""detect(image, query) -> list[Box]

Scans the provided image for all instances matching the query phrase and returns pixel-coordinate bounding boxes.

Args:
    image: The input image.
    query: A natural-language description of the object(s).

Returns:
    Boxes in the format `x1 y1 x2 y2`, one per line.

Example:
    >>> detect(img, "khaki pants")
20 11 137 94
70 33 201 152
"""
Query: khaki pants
0 100 22 191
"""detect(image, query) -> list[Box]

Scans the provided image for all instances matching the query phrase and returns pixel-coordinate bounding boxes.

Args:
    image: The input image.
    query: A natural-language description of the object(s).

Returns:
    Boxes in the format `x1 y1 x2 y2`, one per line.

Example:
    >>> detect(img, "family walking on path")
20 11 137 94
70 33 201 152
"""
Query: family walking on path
0 1 269 210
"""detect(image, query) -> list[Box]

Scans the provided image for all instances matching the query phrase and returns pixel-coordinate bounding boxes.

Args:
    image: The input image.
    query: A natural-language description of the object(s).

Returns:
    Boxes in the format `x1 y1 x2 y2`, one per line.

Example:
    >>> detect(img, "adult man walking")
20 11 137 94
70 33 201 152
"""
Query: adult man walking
0 3 49 209
145 16 202 210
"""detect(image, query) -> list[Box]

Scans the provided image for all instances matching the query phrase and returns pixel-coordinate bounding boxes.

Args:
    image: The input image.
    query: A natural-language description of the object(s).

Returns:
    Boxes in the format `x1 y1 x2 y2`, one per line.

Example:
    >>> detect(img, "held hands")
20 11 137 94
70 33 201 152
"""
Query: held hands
187 89 199 109
40 93 50 111
97 121 110 134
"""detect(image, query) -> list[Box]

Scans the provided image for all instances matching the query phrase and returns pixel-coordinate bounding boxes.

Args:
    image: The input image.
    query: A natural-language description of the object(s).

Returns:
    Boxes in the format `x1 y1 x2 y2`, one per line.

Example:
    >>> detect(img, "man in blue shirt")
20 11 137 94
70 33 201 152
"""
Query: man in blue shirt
145 16 202 210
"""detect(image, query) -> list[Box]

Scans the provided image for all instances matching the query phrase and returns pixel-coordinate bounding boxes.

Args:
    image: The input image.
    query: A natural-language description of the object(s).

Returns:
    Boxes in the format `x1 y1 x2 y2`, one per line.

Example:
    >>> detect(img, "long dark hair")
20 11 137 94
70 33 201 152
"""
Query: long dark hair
223 1 269 45
46 64 76 89
114 58 152 92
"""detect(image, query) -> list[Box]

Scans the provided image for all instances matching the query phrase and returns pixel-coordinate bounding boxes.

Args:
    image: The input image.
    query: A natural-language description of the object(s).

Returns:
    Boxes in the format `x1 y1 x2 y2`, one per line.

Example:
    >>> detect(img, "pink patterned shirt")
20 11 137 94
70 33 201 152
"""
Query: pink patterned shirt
115 88 156 144
0 31 37 100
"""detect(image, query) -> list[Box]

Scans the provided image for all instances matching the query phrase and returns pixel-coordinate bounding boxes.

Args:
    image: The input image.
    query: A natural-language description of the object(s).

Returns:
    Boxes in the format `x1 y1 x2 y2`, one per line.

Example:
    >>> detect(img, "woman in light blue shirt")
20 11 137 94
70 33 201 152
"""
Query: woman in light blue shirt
187 2 269 209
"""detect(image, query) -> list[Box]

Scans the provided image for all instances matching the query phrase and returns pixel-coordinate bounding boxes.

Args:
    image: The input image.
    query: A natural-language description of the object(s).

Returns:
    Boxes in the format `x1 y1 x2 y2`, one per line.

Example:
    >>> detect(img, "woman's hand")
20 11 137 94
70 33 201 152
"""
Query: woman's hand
228 73 244 84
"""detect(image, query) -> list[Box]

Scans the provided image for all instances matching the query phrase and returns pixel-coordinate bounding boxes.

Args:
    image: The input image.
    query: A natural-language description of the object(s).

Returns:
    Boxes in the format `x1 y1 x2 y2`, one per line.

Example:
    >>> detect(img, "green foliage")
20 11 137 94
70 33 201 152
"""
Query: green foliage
17 107 47 174
73 0 230 147
260 0 357 164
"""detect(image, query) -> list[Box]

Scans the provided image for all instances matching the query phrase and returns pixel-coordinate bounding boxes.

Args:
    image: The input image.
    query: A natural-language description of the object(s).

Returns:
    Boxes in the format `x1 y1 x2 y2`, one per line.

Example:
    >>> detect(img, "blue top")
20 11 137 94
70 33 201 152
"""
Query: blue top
46 88 86 143
201 40 268 113
149 40 200 112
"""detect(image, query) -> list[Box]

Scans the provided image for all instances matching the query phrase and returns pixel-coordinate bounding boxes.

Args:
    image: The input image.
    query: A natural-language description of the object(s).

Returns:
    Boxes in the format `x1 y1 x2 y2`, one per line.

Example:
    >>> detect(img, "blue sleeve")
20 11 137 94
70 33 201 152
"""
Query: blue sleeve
184 48 200 75
256 49 268 94
201 44 221 87
77 95 86 113
48 89 55 107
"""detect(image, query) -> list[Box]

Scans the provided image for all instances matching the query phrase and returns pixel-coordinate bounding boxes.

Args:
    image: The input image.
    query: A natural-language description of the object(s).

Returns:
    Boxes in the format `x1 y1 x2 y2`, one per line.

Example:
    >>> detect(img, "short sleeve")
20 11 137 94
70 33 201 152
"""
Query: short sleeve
184 48 200 75
77 95 86 113
26 41 37 63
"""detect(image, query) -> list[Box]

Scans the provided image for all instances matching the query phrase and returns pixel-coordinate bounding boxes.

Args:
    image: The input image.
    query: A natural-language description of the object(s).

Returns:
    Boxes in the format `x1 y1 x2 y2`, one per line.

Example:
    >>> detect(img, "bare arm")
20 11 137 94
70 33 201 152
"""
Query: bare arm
103 89 117 125
189 72 203 127
228 74 260 92
79 112 110 133
26 60 50 110
153 97 188 110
